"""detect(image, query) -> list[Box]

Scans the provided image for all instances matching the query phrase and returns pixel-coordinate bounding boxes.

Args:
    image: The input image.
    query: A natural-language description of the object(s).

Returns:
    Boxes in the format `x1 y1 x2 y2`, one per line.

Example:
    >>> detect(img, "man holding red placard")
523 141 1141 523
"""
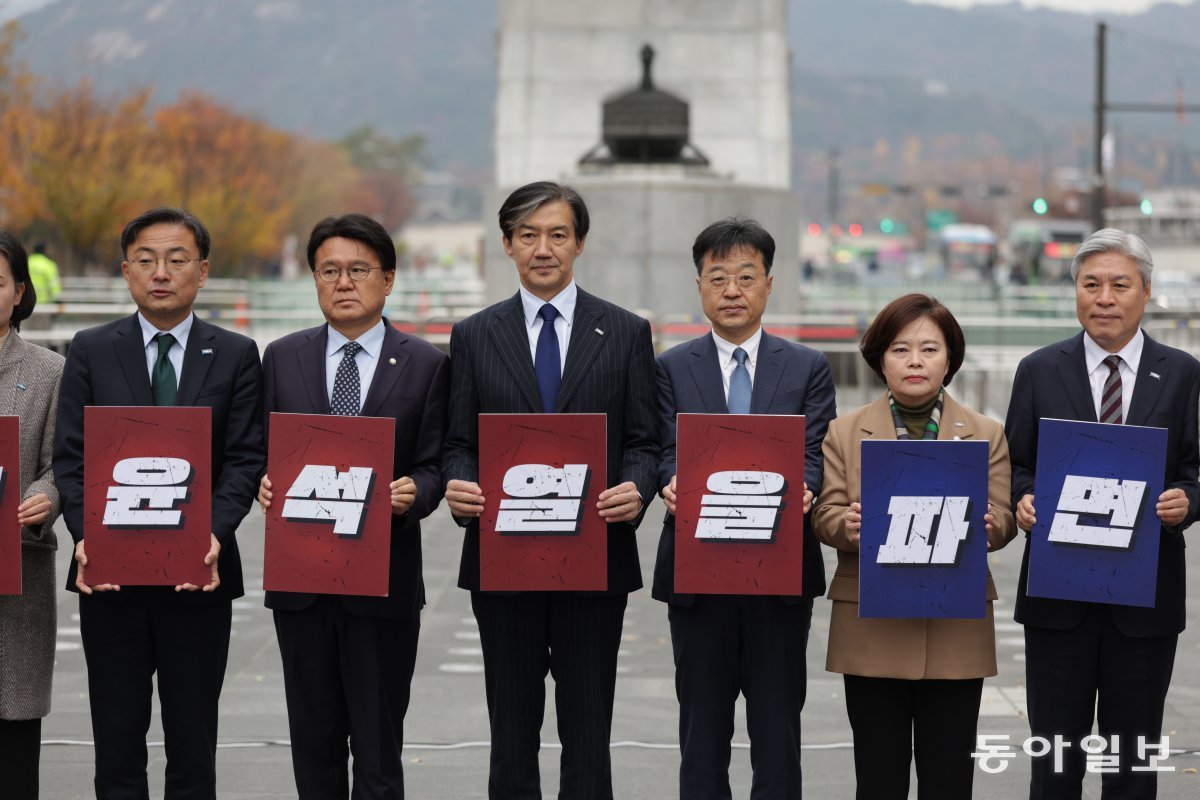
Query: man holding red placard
654 218 836 799
52 208 264 799
443 181 659 799
257 214 449 799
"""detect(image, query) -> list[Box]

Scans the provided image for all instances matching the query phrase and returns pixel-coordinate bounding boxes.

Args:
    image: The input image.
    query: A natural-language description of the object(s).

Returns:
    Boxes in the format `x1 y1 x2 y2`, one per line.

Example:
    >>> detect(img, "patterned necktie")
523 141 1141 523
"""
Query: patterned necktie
728 347 752 414
535 304 561 413
1100 354 1123 424
151 332 177 406
331 341 363 416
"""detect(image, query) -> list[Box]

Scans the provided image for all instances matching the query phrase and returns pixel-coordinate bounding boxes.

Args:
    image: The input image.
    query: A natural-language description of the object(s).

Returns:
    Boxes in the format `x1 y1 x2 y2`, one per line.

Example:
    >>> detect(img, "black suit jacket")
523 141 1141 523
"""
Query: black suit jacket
442 287 660 594
261 321 450 619
652 331 837 605
53 313 265 603
1005 331 1200 637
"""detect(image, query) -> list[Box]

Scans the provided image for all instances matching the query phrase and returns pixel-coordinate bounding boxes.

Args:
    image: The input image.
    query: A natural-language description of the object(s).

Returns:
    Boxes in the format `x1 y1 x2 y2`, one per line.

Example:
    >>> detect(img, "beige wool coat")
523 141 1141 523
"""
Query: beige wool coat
812 391 1017 680
0 330 65 719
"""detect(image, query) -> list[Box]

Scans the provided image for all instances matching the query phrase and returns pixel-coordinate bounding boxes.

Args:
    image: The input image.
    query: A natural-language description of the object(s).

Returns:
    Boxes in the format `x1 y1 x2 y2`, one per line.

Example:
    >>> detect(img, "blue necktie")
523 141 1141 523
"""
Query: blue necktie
728 347 752 414
535 304 561 412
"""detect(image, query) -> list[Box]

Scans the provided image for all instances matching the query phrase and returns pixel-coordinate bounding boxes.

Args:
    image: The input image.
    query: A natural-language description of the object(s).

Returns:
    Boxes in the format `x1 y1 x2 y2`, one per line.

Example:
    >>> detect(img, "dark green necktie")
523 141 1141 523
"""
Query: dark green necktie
152 332 178 406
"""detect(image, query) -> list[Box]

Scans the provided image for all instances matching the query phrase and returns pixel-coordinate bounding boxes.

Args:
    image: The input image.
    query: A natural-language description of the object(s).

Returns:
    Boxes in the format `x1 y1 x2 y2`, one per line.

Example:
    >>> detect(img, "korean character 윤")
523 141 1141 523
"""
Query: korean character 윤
1081 734 1120 773
972 734 1017 774
1131 736 1174 772
1024 734 1071 774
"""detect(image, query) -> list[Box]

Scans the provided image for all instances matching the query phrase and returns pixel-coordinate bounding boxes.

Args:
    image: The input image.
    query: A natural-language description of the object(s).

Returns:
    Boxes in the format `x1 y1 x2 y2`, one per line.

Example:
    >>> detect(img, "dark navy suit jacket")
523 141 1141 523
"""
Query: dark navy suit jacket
442 288 660 595
1005 331 1200 637
261 321 449 619
53 313 264 603
652 330 837 605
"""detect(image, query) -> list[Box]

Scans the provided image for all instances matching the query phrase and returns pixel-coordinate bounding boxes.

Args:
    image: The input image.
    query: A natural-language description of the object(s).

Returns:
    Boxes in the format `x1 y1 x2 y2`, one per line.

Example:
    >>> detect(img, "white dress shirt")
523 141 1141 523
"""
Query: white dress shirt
712 327 763 403
519 281 575 374
326 319 386 410
138 312 192 383
1083 329 1143 423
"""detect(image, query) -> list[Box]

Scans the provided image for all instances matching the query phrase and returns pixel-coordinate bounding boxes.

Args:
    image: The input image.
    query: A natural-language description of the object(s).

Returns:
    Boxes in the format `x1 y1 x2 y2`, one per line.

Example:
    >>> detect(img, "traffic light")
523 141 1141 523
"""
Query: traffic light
1140 198 1153 215
1032 197 1049 215
848 223 863 237
880 217 895 234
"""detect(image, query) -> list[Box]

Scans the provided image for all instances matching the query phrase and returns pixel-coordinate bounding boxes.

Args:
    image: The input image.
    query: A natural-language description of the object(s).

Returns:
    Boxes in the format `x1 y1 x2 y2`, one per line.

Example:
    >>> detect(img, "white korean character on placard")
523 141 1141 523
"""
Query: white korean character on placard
1048 475 1147 550
496 464 589 535
281 465 376 538
695 471 785 543
104 457 193 528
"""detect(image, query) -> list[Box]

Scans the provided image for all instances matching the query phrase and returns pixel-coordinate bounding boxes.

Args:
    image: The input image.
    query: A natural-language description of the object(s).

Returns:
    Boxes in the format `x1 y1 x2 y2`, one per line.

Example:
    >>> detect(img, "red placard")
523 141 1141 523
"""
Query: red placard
264 413 395 596
479 413 607 591
83 406 212 586
674 413 806 595
0 417 22 595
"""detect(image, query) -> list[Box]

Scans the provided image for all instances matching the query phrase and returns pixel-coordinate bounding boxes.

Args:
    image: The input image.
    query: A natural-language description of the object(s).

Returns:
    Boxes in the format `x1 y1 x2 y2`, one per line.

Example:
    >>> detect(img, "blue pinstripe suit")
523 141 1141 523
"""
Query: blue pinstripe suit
443 287 659 800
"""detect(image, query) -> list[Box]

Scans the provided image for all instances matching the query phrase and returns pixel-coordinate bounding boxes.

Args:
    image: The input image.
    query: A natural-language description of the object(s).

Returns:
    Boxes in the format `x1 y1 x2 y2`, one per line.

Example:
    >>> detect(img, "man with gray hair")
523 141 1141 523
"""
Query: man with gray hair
1005 228 1200 798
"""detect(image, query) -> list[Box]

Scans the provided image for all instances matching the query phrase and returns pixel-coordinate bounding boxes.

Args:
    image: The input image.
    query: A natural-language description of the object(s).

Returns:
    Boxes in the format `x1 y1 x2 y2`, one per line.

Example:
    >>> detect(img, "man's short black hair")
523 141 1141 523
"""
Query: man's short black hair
497 181 590 242
120 207 212 260
0 231 38 331
691 217 776 275
306 214 397 272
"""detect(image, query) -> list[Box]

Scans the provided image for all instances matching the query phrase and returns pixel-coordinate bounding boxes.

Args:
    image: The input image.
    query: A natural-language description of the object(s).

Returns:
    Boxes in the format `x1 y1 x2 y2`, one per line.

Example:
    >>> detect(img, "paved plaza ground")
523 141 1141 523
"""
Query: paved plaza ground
40 496 1200 798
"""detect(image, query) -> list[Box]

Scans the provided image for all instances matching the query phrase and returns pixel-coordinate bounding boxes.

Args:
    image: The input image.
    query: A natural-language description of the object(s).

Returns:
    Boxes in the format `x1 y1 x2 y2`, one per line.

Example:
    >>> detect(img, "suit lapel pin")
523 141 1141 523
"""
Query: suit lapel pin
16 383 25 391
595 328 605 336
201 348 214 355
1150 371 1161 380
389 357 397 365
954 421 964 427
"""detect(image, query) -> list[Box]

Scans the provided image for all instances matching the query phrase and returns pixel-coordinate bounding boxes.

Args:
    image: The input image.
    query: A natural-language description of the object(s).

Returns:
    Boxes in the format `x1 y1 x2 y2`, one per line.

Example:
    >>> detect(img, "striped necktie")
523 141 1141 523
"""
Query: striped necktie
1099 355 1123 425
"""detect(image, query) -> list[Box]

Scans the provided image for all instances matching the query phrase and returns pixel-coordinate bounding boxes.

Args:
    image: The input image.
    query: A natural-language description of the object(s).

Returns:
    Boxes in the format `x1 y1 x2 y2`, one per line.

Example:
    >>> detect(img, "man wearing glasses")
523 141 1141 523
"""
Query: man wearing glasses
654 218 835 798
256 214 449 799
53 207 265 798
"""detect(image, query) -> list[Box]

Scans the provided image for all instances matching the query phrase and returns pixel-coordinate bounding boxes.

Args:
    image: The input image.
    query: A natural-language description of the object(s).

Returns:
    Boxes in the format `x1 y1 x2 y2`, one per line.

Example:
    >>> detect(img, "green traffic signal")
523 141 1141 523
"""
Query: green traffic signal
880 217 895 234
1140 199 1153 215
1032 197 1048 215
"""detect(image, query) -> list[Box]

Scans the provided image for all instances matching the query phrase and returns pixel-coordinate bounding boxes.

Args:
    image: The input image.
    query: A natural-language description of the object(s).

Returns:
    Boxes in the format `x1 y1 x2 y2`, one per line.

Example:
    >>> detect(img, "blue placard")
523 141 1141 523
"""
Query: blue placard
1029 418 1166 607
859 439 989 619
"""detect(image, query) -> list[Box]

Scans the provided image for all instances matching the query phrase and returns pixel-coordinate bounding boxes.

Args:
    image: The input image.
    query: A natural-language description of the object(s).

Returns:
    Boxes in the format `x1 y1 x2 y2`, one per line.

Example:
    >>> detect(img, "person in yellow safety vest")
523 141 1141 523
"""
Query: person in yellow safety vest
27 243 61 304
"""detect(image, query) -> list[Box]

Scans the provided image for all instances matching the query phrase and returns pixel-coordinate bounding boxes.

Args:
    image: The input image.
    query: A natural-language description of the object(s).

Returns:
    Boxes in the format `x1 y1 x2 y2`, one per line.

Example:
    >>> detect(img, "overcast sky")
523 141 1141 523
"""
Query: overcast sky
912 0 1192 12
0 0 1195 22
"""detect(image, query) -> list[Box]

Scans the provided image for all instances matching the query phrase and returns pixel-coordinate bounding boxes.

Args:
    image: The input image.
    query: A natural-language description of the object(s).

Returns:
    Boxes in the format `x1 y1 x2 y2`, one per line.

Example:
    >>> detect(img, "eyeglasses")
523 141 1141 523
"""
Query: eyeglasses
316 265 380 283
128 256 199 273
703 273 763 291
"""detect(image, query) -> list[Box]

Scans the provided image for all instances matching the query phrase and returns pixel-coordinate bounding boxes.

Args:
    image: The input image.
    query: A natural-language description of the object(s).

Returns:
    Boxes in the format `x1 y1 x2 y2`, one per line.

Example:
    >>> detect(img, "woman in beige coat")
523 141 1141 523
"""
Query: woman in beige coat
0 232 65 800
812 293 1016 800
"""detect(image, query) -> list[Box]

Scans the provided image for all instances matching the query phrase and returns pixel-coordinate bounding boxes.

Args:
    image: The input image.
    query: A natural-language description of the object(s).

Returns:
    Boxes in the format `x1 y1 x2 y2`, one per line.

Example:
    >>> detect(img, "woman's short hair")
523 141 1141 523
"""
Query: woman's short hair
0 231 37 332
859 293 966 386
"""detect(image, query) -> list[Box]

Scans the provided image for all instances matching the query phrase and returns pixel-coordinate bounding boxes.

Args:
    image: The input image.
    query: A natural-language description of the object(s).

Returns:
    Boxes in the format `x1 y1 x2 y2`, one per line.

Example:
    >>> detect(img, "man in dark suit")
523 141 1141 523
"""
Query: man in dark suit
654 218 835 799
52 207 264 799
443 181 659 799
1005 228 1200 799
256 214 449 799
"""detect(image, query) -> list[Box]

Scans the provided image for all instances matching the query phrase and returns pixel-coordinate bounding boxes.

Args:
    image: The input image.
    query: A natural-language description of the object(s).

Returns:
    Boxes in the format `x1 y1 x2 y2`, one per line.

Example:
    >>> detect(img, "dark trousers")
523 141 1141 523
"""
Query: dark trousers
843 674 983 800
273 597 420 800
470 591 628 800
79 589 232 800
1025 606 1177 800
668 596 813 800
0 717 41 800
